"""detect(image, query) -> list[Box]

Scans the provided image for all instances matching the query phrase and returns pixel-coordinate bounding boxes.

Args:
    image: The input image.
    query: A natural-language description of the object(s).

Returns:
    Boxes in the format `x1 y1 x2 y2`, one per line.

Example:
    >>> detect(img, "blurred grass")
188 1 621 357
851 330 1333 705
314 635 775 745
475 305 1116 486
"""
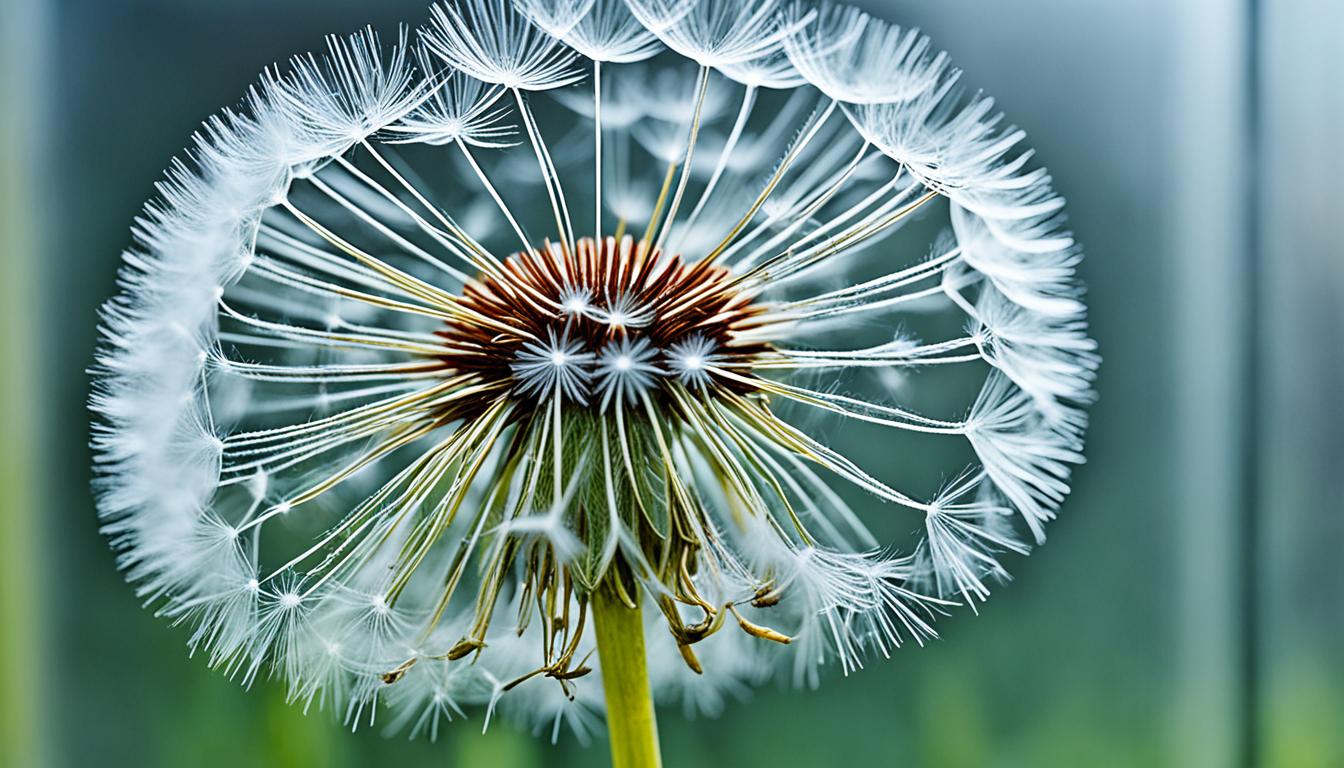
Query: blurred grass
1264 657 1344 768
1 1 47 767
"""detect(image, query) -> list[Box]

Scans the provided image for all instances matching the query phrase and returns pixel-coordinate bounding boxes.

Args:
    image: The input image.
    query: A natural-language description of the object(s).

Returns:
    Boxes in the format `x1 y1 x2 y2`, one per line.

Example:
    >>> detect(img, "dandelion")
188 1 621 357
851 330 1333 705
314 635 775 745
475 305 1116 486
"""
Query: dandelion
90 3 1095 766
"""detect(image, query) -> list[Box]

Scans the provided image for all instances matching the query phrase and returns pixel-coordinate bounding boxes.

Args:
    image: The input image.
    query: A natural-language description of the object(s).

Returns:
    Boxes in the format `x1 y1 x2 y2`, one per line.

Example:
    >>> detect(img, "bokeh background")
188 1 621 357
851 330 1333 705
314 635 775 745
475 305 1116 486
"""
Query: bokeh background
2 0 1340 766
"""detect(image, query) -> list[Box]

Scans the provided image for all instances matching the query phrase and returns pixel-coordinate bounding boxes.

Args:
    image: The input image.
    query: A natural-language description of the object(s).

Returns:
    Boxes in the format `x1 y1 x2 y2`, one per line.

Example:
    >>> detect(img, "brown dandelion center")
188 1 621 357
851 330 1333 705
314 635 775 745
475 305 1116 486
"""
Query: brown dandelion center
432 234 771 408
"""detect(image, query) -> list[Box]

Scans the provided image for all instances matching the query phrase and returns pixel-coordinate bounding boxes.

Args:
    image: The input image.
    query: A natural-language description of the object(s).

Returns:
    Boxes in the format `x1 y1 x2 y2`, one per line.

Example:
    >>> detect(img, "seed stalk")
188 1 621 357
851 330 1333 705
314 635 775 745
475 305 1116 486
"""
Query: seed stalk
591 578 661 768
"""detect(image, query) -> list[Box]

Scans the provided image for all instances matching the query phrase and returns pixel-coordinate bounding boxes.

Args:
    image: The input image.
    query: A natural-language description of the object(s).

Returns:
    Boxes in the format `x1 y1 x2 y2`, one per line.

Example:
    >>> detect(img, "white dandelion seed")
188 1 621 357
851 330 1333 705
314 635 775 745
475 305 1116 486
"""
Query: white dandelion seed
262 26 429 155
511 327 596 404
511 0 594 39
665 334 722 390
968 284 1099 415
92 0 1094 745
422 0 583 91
386 54 517 148
950 201 1083 317
626 0 801 71
553 0 662 64
783 5 950 105
595 336 663 410
729 509 945 687
919 470 1030 607
966 372 1088 543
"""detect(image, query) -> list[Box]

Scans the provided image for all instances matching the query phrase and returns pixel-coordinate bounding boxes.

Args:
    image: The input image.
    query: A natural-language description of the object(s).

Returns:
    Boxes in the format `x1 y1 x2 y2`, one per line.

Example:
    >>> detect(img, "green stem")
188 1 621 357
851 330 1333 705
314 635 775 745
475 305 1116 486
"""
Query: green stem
591 581 662 768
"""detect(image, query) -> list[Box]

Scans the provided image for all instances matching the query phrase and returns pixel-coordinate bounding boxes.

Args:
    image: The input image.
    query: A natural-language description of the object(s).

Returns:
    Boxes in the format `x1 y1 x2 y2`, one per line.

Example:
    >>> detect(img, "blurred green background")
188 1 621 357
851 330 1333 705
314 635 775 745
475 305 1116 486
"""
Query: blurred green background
2 0 1341 766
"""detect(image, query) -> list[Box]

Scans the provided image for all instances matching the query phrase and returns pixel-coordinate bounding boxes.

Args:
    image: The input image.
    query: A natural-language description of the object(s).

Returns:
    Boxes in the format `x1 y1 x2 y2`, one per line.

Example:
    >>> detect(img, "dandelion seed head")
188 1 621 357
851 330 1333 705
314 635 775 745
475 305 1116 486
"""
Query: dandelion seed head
92 0 1094 740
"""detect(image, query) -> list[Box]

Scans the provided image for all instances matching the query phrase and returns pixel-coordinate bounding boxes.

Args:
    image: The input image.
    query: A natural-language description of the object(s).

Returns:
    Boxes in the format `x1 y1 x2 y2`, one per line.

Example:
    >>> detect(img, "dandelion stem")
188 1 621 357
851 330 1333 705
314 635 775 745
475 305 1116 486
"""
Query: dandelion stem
592 579 661 768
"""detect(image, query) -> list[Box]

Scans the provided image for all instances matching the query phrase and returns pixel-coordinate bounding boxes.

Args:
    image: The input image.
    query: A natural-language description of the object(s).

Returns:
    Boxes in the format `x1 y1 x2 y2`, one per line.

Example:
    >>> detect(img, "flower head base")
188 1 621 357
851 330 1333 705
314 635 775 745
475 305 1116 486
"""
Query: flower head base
91 0 1095 741
444 234 768 413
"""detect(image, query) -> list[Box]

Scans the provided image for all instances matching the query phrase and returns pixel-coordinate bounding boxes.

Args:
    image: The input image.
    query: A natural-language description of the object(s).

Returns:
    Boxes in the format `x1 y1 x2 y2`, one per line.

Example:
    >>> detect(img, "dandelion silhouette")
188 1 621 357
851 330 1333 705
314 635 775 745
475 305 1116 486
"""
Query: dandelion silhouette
90 1 1096 764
